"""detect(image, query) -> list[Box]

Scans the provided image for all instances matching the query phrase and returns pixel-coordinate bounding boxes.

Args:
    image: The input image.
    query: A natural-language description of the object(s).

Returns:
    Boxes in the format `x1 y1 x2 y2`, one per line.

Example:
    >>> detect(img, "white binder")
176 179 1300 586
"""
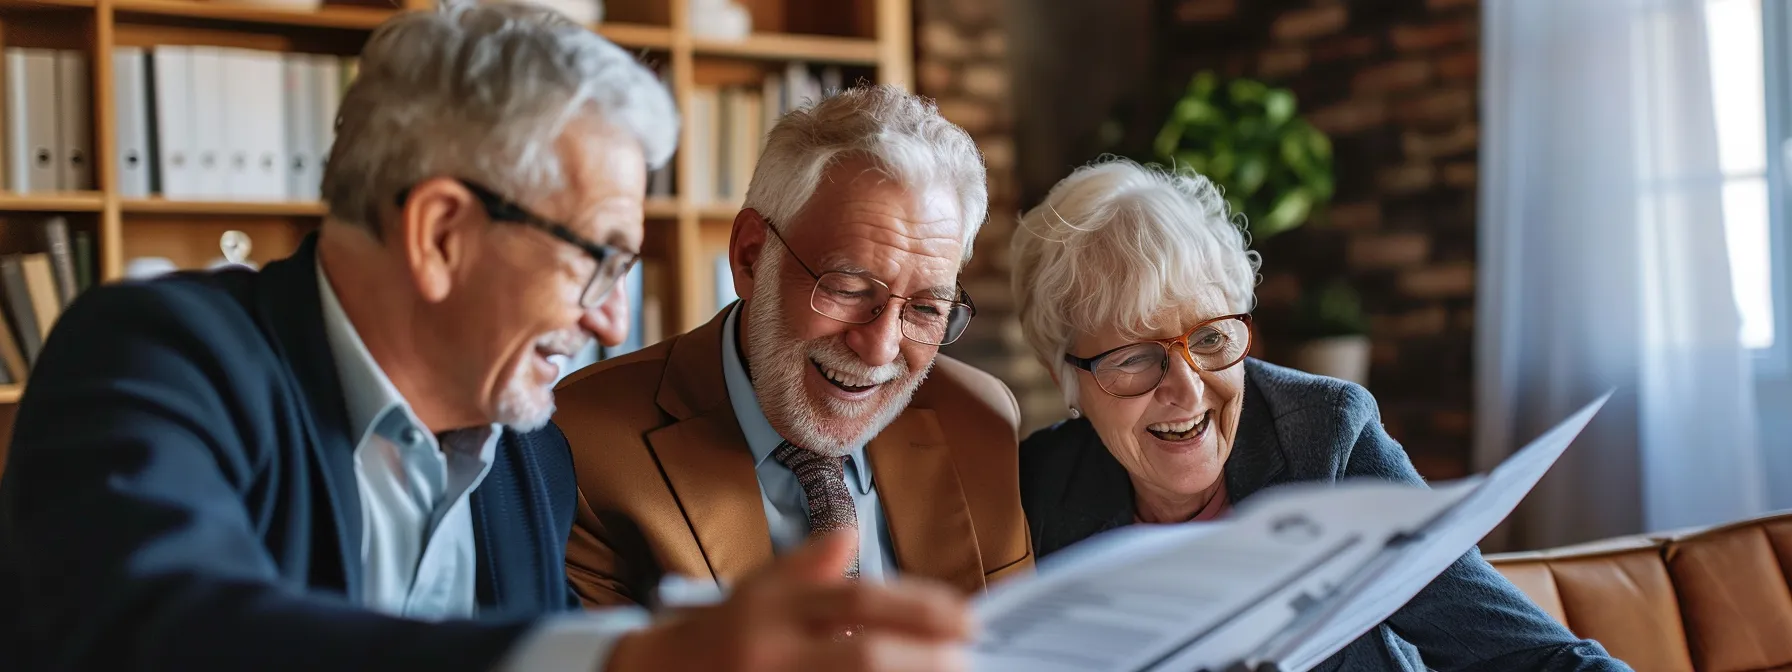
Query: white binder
113 47 151 197
53 50 91 190
6 48 60 193
220 49 285 200
312 54 340 181
150 46 194 198
187 46 226 198
283 54 317 200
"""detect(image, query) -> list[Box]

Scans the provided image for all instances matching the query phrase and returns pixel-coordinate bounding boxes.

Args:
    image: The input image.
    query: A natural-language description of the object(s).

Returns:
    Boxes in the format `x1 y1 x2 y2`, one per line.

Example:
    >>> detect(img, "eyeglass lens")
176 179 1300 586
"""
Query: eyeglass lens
1091 318 1251 396
810 271 973 346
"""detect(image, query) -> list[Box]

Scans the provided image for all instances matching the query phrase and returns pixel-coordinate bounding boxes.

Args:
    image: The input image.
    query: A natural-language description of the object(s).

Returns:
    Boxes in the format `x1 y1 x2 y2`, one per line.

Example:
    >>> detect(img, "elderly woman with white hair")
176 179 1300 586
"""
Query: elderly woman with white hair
1012 158 1630 671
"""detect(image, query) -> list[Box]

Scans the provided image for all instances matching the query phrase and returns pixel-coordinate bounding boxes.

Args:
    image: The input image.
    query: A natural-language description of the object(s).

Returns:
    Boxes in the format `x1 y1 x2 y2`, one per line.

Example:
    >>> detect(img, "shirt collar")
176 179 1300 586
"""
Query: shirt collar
315 255 501 452
720 302 874 493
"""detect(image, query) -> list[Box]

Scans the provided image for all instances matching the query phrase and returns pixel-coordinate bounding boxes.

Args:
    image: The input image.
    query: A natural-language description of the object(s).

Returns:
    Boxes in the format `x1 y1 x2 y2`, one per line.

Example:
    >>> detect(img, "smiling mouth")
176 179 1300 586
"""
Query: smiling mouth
1147 410 1211 442
813 359 879 393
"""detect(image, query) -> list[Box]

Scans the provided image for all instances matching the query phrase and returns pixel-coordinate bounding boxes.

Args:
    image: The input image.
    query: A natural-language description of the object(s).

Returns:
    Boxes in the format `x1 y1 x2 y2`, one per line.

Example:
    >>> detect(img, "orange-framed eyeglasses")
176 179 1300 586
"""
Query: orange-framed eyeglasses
1063 314 1254 398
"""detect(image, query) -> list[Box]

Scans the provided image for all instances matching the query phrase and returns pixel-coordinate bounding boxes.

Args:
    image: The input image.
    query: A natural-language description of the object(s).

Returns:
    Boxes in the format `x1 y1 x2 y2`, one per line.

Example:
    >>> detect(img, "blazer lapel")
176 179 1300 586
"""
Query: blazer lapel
251 233 363 599
1224 363 1290 502
867 409 986 595
646 306 774 585
1046 422 1135 556
645 415 773 584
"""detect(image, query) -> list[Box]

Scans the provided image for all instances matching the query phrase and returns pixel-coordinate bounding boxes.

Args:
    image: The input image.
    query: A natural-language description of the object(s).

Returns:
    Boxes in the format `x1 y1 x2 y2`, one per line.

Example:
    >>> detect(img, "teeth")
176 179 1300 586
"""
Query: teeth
1149 412 1209 434
819 364 874 388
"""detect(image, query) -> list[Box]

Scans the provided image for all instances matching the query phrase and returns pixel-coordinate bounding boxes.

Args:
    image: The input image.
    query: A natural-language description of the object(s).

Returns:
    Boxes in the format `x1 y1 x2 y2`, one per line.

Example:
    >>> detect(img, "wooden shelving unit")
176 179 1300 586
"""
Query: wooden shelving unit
0 191 105 211
0 0 914 414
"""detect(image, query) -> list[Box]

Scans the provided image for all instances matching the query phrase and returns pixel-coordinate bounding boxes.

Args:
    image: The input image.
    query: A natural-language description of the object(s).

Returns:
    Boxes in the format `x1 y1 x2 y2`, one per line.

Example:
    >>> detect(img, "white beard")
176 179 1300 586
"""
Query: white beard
743 251 930 456
493 328 587 433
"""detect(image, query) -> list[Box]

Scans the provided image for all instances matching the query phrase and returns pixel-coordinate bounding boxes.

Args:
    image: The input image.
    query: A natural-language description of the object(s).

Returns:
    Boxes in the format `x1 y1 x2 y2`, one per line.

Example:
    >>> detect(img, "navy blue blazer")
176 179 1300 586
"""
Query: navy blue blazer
0 235 583 671
1021 358 1631 672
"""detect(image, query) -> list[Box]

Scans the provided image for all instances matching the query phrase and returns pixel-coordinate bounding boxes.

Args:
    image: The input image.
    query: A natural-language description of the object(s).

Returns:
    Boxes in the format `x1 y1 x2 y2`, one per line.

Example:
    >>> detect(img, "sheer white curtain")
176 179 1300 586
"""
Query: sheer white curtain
1477 0 1768 550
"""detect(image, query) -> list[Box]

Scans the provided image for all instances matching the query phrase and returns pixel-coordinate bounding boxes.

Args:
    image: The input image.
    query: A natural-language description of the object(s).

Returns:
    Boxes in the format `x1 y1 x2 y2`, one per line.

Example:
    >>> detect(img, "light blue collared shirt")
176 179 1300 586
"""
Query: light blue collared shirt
315 259 648 670
719 303 898 579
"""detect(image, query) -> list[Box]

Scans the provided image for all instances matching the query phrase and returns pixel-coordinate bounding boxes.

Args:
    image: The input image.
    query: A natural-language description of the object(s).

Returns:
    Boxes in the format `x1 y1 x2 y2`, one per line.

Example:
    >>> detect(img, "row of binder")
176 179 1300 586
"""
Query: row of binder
5 48 92 193
130 46 356 201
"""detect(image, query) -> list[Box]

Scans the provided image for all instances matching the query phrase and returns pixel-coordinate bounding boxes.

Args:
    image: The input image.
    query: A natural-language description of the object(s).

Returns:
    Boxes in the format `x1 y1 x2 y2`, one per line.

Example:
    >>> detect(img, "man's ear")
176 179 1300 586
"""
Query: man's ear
398 177 476 304
729 207 770 301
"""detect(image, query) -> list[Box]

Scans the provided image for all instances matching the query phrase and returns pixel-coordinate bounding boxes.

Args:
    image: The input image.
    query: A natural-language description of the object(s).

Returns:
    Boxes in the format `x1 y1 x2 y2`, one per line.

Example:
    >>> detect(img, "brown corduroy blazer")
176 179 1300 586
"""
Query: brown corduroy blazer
553 306 1035 607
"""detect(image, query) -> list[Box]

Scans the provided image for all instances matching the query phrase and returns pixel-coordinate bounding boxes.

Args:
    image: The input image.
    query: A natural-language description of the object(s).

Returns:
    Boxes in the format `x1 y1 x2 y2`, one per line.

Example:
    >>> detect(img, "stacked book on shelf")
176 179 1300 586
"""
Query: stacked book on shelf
0 215 94 386
119 46 356 201
5 48 93 193
688 62 839 206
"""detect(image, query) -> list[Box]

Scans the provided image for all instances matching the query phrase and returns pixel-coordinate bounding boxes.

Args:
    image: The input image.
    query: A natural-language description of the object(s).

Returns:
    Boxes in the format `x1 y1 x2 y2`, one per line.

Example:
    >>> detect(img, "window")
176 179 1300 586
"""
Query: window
1706 0 1778 356
1717 0 1792 377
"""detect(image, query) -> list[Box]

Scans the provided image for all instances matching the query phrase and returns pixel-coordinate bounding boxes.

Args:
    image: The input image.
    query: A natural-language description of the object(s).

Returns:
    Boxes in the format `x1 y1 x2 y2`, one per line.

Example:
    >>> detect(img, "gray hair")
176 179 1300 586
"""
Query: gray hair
322 0 678 234
743 84 988 263
1010 158 1261 406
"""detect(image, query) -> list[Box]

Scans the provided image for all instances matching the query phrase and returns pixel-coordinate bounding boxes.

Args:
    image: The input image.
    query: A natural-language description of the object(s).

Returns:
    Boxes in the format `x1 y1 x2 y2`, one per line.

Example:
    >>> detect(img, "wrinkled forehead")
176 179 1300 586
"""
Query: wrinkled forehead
1081 280 1239 347
552 117 650 249
791 175 966 292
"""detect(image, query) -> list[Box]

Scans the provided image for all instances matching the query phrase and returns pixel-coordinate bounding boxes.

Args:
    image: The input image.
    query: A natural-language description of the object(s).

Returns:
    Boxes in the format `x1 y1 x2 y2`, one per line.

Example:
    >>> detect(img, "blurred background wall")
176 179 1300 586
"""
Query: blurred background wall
930 0 1483 481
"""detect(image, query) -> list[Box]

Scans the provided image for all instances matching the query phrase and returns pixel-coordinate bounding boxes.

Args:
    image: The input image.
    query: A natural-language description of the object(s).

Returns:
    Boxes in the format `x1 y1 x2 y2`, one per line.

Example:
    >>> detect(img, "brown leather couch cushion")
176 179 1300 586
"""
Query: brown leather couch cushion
1666 524 1792 671
1487 511 1792 672
1491 546 1693 672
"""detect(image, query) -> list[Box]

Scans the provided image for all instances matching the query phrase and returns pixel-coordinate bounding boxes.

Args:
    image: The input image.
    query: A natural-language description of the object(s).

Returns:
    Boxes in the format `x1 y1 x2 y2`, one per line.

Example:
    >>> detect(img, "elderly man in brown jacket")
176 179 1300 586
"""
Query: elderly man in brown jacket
553 84 1034 609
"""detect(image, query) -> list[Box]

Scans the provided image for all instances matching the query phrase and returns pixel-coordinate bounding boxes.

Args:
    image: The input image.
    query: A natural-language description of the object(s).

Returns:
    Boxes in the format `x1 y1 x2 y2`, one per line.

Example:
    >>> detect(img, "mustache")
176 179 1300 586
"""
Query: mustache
806 336 907 385
534 330 589 357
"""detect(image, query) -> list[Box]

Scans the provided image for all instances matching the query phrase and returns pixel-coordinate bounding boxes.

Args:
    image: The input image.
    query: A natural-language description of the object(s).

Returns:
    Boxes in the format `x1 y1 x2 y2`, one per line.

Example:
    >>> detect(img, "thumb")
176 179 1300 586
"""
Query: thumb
778 529 857 582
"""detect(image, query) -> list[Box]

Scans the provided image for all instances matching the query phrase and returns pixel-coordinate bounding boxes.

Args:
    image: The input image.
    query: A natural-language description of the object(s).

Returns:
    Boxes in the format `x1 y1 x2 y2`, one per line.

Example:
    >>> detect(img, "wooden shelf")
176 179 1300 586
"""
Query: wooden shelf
693 33 881 65
0 385 20 404
111 0 397 30
122 198 328 216
644 197 677 218
594 22 672 50
0 0 95 10
695 202 743 220
0 192 105 212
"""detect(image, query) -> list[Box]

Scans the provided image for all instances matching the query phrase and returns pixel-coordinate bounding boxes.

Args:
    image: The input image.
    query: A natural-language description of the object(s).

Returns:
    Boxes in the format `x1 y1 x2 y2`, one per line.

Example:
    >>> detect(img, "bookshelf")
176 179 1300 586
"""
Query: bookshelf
0 0 914 437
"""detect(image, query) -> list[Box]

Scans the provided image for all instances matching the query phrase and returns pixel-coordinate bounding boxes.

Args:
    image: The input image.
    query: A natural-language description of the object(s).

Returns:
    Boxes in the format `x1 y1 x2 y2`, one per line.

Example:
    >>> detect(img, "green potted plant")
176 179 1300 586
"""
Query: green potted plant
1151 71 1335 242
1291 280 1371 384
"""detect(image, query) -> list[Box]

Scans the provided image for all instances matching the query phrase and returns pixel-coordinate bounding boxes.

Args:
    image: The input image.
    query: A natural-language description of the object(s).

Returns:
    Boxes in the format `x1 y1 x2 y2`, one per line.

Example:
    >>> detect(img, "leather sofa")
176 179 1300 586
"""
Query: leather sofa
1484 510 1792 672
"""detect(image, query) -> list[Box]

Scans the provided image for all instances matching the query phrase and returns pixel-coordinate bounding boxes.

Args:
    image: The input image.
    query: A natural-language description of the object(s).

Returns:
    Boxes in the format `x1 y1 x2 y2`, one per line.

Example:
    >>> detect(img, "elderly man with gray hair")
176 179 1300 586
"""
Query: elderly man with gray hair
0 3 973 672
551 83 1033 646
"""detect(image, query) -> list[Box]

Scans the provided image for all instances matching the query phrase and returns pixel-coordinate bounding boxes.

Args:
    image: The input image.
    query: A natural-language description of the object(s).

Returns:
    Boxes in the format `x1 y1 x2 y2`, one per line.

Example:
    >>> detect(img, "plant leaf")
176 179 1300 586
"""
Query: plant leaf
1235 154 1268 195
1189 71 1219 100
1259 188 1314 239
1265 89 1296 126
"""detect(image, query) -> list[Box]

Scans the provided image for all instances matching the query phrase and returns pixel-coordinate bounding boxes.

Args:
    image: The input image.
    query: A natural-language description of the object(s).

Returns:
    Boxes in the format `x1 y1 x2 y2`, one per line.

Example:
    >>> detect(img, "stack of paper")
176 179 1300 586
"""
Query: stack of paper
970 393 1612 672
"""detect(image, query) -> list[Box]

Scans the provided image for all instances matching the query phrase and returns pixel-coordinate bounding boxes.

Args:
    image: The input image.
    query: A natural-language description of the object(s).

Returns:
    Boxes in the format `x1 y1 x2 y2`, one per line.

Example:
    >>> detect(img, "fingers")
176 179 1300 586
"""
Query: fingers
793 579 975 641
772 529 859 583
798 633 971 672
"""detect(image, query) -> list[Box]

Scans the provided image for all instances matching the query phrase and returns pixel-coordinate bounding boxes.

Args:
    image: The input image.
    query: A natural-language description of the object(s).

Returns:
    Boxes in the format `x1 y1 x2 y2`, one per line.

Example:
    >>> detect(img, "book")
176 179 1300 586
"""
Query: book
42 216 77 307
0 255 43 364
969 392 1612 672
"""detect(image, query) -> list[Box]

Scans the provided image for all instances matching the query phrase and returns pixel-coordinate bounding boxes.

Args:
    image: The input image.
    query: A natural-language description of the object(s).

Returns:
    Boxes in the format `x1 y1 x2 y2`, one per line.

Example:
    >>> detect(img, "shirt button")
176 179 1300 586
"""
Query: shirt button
400 427 424 446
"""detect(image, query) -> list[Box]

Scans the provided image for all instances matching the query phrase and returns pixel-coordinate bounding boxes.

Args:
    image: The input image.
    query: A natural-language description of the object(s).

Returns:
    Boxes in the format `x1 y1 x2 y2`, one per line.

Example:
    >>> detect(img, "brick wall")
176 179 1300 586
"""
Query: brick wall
917 0 1067 430
917 0 1481 479
1146 0 1482 478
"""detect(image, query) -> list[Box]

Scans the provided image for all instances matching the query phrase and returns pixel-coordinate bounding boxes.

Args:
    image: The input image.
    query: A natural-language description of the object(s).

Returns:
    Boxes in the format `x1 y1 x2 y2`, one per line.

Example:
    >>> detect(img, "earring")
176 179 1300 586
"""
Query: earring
1068 407 1082 419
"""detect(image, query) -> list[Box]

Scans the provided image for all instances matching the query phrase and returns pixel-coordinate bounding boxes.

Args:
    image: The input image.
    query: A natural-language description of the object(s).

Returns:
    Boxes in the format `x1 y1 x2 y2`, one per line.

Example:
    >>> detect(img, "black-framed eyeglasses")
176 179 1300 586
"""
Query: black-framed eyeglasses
761 219 976 346
395 178 639 309
1063 314 1254 398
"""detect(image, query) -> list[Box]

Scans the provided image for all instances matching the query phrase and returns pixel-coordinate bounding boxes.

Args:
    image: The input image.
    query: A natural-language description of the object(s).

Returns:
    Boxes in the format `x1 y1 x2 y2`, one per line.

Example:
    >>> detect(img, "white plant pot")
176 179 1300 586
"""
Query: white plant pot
1293 335 1371 386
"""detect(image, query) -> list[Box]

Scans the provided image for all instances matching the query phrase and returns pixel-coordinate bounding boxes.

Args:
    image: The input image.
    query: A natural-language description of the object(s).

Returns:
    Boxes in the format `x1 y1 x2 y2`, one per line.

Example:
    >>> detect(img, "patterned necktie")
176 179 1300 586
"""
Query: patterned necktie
770 440 860 580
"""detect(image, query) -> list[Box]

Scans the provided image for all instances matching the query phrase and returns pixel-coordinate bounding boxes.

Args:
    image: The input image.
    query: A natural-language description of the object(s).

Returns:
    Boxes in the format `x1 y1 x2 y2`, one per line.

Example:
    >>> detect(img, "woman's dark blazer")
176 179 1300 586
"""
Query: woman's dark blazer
1019 358 1631 672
